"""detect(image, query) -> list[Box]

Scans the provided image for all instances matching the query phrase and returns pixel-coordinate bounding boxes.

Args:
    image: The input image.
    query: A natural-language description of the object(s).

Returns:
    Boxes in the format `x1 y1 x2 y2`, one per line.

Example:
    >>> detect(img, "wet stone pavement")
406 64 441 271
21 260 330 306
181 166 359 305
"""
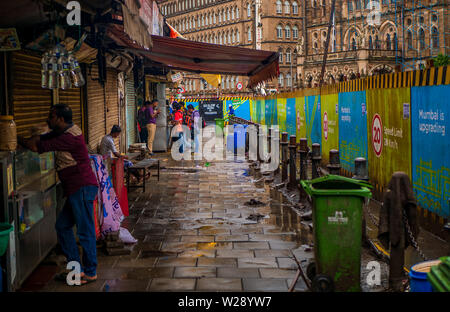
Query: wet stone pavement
40 155 312 292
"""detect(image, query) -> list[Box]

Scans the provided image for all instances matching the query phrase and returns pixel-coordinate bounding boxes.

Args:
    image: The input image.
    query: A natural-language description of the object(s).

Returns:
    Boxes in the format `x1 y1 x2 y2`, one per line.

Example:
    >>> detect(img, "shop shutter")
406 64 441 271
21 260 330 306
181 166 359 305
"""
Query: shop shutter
125 76 136 147
59 88 83 132
86 65 106 151
11 51 52 136
105 69 120 151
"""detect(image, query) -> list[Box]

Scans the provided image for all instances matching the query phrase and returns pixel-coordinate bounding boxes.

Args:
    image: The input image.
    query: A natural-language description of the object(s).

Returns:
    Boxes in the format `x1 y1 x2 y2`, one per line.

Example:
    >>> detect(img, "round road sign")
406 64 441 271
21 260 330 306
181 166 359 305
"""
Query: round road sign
372 113 383 157
236 81 243 90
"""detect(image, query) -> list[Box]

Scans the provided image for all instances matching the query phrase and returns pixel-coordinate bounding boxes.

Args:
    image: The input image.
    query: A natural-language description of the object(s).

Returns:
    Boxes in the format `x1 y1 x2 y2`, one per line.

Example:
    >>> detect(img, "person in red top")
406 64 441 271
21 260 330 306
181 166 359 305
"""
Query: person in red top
19 104 99 285
172 102 185 154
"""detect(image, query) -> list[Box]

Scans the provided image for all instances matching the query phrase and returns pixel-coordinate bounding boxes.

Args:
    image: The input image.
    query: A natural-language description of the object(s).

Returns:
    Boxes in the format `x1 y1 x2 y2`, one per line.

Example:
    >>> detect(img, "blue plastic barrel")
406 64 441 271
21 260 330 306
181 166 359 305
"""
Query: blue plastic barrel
409 260 441 292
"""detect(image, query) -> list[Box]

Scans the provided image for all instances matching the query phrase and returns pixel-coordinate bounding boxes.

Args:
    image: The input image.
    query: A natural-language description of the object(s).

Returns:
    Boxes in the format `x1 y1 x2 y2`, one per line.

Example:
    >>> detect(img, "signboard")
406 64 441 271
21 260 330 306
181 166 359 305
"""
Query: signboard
236 81 243 90
371 113 383 157
171 72 183 83
199 99 223 123
411 85 450 218
0 28 21 51
323 111 329 141
176 86 185 94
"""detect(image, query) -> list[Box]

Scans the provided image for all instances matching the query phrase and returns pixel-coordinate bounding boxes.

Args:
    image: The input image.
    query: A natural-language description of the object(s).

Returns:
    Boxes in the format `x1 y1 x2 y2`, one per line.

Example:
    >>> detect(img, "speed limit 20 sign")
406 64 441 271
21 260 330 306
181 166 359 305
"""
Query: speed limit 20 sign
371 113 383 157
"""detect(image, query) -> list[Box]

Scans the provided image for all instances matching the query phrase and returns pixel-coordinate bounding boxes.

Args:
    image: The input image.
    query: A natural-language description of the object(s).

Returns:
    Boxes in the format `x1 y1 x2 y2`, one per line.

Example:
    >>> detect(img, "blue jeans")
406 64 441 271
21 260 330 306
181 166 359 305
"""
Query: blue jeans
55 185 98 277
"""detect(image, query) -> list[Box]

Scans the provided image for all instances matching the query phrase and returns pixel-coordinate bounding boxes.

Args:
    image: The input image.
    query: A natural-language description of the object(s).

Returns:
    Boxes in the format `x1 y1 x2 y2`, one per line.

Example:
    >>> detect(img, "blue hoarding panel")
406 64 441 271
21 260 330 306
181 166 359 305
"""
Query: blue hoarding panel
305 95 321 147
265 99 277 126
338 91 368 174
286 98 296 136
411 85 450 218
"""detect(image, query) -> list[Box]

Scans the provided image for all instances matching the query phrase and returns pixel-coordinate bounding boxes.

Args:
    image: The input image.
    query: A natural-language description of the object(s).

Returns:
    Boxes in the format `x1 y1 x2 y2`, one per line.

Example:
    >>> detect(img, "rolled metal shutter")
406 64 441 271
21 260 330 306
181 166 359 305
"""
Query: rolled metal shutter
105 69 120 151
11 51 52 136
86 65 105 151
125 76 136 147
59 88 83 132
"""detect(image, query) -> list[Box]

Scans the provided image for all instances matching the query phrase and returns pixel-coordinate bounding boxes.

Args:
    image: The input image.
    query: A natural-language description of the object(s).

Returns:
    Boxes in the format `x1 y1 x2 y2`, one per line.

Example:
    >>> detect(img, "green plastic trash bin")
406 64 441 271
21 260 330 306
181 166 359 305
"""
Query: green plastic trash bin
0 223 13 257
301 175 372 292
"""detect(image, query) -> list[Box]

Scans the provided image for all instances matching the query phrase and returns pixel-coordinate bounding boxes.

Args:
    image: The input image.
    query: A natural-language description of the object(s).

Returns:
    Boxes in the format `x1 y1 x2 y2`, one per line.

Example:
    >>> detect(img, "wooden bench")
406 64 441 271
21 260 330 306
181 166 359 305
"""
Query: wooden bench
126 159 160 193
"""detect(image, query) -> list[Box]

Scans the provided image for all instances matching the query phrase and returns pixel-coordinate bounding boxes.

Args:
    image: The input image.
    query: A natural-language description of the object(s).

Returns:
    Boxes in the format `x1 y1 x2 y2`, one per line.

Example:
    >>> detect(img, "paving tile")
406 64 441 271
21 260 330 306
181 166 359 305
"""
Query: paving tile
196 278 242 291
197 257 237 267
277 257 297 269
103 279 150 292
259 268 297 279
242 278 288 292
249 234 297 242
120 267 174 279
216 249 254 258
156 257 197 267
177 249 216 258
217 268 260 278
269 241 299 250
115 257 158 268
181 235 215 243
49 279 107 292
237 257 278 268
161 242 198 252
197 242 233 250
215 235 249 242
254 249 292 257
233 242 270 250
286 278 308 291
174 267 216 278
149 278 196 291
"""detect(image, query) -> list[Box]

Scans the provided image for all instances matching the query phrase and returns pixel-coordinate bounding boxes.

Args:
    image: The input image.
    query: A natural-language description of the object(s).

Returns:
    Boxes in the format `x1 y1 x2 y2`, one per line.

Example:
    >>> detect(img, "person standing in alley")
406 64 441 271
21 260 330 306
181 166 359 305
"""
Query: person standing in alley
137 101 149 145
145 99 160 156
18 104 99 285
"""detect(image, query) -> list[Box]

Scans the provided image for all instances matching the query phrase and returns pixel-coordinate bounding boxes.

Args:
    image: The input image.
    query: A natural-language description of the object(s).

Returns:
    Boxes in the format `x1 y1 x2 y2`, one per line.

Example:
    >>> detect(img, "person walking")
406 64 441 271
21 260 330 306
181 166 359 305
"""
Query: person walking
187 104 203 168
145 99 160 156
18 104 99 285
172 102 184 154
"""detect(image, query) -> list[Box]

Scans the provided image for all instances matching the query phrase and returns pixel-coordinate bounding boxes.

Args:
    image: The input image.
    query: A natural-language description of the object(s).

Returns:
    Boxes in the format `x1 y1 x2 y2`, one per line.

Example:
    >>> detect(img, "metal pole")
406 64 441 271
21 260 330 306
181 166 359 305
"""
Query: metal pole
311 143 321 179
288 135 297 188
299 138 308 180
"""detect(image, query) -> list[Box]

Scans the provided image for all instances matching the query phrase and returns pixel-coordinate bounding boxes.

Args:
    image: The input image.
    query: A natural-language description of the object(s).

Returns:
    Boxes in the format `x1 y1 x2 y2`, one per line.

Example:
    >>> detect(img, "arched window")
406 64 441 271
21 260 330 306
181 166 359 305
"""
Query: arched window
201 15 205 26
219 33 222 44
348 0 353 13
393 33 398 50
292 25 299 38
248 27 252 41
228 32 231 44
419 28 425 50
286 49 291 63
232 7 235 19
278 48 283 63
277 25 283 38
231 76 235 89
352 37 357 50
369 35 373 49
386 34 391 50
292 1 298 14
227 8 230 21
286 73 292 87
356 0 361 9
279 73 284 87
276 0 282 13
236 7 239 19
223 10 226 21
219 10 222 23
284 1 290 14
226 76 230 89
407 31 412 50
375 35 380 49
236 30 240 43
431 27 439 49
232 31 235 43
247 3 251 17
285 25 291 38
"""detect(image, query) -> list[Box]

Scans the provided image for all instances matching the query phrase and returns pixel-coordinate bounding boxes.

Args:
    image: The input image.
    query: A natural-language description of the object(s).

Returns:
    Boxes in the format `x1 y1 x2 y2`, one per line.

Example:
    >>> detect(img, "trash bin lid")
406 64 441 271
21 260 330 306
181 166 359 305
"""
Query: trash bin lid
300 174 372 198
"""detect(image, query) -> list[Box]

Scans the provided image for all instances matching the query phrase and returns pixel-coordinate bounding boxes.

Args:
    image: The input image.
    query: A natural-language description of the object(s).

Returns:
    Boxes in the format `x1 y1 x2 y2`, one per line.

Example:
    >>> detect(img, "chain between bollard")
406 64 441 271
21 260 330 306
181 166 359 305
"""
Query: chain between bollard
403 210 429 261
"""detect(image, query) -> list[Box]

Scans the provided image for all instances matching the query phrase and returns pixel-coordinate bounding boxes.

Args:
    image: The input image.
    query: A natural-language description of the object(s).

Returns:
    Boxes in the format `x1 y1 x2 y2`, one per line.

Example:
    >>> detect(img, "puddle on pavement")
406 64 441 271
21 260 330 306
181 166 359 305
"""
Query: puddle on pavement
265 186 314 246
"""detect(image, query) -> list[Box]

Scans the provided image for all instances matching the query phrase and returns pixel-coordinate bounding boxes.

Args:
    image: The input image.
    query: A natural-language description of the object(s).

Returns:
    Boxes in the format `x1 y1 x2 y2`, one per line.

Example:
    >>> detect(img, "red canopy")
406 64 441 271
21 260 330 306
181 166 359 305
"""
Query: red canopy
106 24 279 88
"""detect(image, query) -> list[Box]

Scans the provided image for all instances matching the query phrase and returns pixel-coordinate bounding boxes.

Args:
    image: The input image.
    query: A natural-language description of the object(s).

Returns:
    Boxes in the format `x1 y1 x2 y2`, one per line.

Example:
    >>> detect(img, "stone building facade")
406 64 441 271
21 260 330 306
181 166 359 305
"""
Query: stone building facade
160 0 448 95
160 0 303 96
298 0 449 88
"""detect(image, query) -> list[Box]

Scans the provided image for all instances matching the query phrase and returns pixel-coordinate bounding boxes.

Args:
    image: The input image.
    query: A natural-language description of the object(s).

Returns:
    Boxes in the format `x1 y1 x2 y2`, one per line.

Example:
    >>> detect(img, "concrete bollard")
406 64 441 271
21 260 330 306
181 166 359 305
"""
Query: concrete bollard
273 129 280 175
327 149 341 175
352 157 369 181
299 138 308 181
288 135 297 188
311 143 321 179
281 132 289 182
256 125 262 163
